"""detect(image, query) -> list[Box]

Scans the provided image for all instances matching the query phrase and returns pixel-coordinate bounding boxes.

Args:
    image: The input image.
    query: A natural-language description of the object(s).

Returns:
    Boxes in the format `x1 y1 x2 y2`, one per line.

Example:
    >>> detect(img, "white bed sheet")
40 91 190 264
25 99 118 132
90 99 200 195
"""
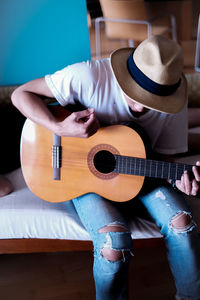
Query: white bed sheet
0 168 163 240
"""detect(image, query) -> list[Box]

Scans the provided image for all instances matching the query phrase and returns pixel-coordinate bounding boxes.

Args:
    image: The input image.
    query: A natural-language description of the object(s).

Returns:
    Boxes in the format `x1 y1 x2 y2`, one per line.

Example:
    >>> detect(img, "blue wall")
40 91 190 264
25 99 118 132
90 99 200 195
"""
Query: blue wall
0 0 91 86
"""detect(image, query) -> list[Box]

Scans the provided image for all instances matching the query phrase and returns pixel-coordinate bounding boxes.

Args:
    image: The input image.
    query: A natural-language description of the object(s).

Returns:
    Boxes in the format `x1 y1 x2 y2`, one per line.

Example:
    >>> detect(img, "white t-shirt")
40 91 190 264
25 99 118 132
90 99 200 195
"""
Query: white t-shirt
45 58 188 155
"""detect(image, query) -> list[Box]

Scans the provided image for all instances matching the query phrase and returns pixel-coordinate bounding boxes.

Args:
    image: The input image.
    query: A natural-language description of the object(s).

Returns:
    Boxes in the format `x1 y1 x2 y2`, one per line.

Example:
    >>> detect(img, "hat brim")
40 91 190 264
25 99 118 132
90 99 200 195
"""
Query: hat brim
110 48 187 114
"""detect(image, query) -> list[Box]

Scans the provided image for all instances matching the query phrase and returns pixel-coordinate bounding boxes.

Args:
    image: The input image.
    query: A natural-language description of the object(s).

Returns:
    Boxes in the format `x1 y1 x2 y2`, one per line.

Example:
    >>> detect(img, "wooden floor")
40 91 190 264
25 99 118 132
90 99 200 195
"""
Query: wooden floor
0 246 176 300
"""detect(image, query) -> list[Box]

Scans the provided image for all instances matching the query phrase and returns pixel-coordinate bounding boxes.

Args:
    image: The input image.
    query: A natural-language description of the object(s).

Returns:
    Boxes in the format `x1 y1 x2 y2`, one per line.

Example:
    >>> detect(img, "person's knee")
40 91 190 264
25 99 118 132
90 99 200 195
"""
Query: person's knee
170 211 195 233
0 175 13 197
98 224 133 262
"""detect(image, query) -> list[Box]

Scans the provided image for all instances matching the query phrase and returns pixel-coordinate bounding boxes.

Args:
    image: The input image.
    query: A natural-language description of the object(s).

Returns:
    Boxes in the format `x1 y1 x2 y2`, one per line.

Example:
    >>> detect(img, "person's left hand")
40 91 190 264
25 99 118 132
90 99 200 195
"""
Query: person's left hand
175 161 200 196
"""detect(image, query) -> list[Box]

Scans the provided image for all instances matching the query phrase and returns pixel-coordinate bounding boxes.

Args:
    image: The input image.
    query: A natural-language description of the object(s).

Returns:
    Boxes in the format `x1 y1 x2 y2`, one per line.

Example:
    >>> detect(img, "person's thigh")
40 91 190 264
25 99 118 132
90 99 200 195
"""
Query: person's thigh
137 182 193 233
72 193 130 238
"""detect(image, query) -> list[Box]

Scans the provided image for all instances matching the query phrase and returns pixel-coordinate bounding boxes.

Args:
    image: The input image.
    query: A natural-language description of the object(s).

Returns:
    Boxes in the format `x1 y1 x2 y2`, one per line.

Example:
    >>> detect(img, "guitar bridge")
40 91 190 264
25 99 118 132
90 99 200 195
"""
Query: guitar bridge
52 134 62 180
52 145 62 168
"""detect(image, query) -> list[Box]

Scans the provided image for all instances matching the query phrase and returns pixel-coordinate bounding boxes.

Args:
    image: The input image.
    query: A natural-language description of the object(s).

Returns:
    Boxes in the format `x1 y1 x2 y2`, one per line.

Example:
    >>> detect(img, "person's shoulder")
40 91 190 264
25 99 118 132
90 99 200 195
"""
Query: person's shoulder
68 58 111 81
46 58 112 84
71 58 110 73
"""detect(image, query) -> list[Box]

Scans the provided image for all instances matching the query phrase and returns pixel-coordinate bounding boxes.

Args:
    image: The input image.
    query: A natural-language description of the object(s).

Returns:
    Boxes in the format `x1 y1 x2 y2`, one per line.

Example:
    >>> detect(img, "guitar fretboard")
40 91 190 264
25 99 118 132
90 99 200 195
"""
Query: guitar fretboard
113 155 193 180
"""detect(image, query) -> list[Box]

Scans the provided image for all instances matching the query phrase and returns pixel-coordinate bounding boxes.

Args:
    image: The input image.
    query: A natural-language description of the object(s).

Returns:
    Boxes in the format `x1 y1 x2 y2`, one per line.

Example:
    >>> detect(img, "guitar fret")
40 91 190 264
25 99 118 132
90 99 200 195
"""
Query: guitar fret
161 162 164 178
121 156 124 173
130 157 133 175
119 156 122 173
134 157 136 175
170 163 177 179
119 155 122 172
155 161 158 178
138 159 141 175
175 163 178 180
145 161 149 176
125 157 127 174
139 159 141 176
144 159 146 176
144 161 149 176
151 161 157 178
168 163 170 179
124 157 126 173
163 162 169 179
149 160 152 177
156 162 162 178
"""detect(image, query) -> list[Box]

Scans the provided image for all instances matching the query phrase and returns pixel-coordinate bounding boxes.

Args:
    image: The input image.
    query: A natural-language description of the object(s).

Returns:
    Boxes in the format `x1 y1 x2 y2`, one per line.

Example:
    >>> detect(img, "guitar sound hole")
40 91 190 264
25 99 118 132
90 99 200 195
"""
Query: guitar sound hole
93 150 116 174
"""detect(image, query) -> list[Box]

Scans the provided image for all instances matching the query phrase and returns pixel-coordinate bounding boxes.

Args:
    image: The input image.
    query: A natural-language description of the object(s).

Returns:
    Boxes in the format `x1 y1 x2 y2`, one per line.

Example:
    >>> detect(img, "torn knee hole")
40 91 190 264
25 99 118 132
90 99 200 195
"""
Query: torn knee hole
98 224 128 233
101 248 133 262
101 248 125 262
171 212 192 230
98 224 132 261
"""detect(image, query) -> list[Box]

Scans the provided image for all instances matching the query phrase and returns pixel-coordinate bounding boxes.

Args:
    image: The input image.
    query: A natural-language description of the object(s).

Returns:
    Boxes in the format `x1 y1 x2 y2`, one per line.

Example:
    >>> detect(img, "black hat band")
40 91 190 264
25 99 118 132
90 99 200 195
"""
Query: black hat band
127 50 181 96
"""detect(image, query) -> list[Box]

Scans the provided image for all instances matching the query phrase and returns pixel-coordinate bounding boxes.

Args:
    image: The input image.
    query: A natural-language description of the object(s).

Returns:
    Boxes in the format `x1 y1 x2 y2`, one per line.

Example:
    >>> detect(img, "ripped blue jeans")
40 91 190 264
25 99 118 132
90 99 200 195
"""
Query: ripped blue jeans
72 182 200 300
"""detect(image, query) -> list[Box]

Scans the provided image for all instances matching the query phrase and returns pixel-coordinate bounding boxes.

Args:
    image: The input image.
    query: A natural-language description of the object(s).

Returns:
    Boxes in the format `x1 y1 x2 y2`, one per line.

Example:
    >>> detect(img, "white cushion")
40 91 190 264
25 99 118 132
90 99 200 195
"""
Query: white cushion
0 168 162 240
1 161 199 241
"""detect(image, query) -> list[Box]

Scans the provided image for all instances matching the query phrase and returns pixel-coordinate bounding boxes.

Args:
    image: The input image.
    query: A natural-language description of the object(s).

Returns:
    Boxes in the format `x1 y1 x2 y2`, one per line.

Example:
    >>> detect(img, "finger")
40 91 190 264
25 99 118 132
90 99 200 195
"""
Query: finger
84 112 99 130
196 161 200 166
75 108 94 121
183 171 192 195
177 174 186 193
192 166 200 182
85 119 100 137
191 179 199 196
194 160 200 179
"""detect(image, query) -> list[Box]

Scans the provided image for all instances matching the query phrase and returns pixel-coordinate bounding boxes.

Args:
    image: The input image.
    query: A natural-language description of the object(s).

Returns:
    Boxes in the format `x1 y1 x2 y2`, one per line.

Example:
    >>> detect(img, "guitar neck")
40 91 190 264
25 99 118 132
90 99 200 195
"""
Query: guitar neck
114 155 193 180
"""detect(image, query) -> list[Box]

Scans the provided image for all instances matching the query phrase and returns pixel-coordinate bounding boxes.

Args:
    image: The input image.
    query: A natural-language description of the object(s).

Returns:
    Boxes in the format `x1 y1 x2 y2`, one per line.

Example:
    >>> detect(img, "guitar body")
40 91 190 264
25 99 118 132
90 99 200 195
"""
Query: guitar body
21 107 146 203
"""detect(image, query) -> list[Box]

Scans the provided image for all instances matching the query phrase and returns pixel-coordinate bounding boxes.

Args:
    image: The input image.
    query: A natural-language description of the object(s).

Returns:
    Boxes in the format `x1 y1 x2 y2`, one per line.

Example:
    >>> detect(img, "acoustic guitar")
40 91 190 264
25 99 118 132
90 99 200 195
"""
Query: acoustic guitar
21 106 194 203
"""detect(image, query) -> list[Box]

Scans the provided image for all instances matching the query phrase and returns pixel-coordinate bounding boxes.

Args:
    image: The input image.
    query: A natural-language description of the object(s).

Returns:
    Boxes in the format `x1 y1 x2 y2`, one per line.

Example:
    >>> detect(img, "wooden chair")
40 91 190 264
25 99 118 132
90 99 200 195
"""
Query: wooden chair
95 0 177 59
195 14 200 72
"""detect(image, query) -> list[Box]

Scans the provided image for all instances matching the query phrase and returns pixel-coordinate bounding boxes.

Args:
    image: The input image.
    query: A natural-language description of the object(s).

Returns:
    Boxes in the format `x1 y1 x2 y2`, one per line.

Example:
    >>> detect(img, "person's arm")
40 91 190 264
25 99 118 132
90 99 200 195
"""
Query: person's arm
11 77 99 138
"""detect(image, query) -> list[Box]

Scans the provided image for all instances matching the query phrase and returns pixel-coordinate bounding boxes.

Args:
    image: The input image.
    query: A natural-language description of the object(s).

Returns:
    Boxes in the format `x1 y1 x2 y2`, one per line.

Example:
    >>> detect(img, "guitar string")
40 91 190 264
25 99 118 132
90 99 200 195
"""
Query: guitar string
49 151 192 179
51 151 192 170
52 150 191 171
51 152 192 168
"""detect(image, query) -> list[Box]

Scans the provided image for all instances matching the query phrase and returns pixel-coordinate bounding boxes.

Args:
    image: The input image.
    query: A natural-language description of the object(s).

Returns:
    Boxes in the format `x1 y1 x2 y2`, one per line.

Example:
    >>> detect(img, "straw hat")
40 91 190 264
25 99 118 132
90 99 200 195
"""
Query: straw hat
110 35 187 114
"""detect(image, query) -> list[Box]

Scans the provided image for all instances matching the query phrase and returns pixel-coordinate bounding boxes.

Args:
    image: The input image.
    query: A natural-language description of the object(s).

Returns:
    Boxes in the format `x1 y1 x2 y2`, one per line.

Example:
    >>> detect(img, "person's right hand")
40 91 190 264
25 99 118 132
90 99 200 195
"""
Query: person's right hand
56 108 100 138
